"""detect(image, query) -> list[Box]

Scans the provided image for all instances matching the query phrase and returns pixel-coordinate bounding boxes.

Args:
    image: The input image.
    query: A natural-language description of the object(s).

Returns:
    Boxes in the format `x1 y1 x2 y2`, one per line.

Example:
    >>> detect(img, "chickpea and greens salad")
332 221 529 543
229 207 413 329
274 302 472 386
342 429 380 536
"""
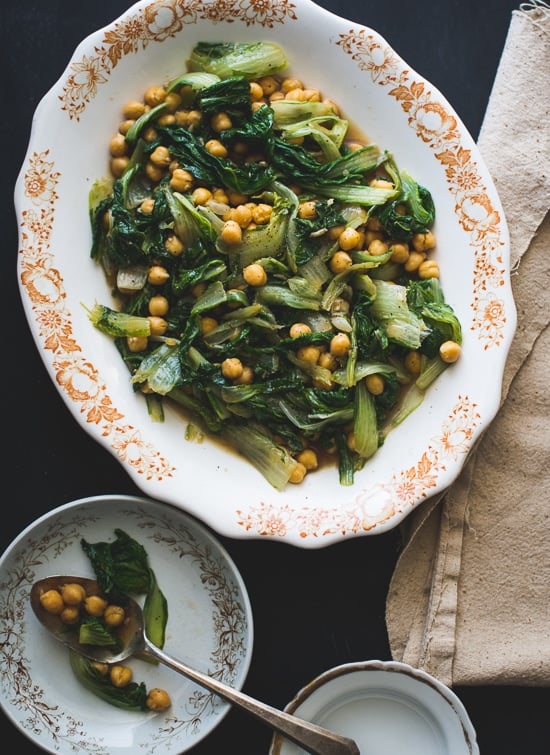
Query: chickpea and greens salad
38 530 171 712
88 41 462 490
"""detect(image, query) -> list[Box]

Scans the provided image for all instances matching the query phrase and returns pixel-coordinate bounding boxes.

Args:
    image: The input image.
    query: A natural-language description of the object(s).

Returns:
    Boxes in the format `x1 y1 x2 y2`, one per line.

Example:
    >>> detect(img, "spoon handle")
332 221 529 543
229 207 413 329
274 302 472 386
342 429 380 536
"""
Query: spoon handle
143 636 359 755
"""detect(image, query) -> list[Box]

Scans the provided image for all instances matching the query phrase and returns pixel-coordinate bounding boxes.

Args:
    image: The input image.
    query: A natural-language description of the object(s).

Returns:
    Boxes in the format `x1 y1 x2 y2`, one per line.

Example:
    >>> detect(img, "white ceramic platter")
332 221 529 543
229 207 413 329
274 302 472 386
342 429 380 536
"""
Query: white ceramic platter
15 0 516 546
270 660 479 755
0 494 253 754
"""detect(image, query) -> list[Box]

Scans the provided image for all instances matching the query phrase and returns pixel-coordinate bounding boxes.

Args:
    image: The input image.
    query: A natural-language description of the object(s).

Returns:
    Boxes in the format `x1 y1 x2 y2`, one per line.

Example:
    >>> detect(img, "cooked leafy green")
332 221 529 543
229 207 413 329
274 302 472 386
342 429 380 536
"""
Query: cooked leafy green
69 652 149 711
87 40 462 488
81 529 167 649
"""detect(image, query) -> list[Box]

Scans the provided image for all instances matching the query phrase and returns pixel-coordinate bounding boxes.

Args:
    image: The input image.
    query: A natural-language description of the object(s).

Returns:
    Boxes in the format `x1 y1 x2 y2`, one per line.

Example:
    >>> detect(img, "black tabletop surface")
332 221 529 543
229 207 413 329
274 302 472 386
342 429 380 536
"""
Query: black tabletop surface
3 1 549 753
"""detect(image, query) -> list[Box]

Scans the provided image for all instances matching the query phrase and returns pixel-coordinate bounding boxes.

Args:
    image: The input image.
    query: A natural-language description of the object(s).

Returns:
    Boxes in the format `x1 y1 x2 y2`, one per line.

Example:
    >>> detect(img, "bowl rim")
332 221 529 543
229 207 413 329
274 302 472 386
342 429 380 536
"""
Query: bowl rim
0 492 254 753
270 659 479 754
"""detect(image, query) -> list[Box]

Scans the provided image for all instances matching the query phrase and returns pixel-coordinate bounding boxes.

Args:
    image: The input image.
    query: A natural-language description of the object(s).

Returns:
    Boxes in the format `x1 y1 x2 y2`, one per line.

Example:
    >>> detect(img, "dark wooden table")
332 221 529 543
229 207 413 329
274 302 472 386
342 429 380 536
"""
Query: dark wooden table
3 1 548 752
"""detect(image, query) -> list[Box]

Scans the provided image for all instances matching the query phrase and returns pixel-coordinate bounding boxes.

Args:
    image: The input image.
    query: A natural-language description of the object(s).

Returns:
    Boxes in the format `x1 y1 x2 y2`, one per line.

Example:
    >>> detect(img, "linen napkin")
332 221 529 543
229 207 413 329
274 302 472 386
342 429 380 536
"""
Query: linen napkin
386 0 550 686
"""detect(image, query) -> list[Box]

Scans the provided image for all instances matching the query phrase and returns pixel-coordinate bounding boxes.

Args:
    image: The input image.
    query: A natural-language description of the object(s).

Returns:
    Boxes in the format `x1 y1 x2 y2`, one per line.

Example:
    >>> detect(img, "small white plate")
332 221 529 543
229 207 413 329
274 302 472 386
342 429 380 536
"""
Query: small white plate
270 660 479 755
0 494 254 754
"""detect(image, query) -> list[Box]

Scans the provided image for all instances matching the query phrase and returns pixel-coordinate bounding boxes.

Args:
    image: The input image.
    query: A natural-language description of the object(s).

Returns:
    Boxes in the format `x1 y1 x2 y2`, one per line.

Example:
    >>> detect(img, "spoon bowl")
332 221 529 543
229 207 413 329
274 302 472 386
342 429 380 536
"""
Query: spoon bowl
31 576 359 755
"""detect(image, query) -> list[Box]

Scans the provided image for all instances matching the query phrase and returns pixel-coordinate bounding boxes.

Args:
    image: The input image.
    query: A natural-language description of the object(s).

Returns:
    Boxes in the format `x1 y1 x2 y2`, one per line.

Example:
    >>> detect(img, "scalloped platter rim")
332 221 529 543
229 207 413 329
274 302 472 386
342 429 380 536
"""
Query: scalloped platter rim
15 0 516 547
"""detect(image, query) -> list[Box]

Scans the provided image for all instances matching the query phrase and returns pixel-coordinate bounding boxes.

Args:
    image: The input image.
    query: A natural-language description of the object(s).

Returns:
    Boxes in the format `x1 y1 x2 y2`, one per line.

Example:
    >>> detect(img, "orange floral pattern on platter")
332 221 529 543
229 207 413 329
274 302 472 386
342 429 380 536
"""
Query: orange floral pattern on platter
19 1 502 540
19 152 175 482
60 0 298 119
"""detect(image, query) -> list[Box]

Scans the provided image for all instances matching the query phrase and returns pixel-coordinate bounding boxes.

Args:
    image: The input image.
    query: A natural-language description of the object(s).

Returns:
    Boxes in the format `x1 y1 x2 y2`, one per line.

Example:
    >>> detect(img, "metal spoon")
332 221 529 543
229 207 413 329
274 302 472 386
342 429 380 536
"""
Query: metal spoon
30 576 359 755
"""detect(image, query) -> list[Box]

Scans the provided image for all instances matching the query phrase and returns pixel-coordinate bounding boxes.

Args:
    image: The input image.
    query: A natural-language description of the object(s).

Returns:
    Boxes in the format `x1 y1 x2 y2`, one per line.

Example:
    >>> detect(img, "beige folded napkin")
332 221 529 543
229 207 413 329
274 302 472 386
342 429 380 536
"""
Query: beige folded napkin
386 0 550 686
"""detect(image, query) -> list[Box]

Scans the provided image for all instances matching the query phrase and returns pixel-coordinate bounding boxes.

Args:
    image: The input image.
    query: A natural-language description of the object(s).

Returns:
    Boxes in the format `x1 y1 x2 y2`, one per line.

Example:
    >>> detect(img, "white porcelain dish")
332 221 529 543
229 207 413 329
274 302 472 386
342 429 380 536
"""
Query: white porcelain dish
0 494 253 754
270 660 479 755
15 0 515 547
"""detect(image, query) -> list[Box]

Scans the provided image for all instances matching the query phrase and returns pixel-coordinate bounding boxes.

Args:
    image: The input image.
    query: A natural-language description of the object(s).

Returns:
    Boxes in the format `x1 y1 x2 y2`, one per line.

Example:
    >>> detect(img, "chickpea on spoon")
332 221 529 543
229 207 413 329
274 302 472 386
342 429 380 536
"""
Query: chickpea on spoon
31 576 359 755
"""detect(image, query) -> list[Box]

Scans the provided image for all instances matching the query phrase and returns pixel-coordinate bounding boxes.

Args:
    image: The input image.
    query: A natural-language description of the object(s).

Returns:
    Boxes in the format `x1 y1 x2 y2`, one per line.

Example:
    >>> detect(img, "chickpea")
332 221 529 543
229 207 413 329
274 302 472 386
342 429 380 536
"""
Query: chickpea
389 242 410 264
278 77 300 93
110 665 133 688
84 594 108 617
318 351 337 370
165 234 184 256
249 81 264 101
118 119 135 136
368 239 389 256
328 224 345 241
412 230 436 252
170 167 194 192
60 605 80 625
127 335 149 353
403 251 426 273
144 162 164 183
243 263 267 286
211 112 232 132
297 345 322 364
143 126 158 143
302 88 321 102
109 132 128 158
122 99 146 120
149 145 171 168
297 448 318 470
148 316 168 336
251 203 273 225
110 156 130 178
205 139 228 158
39 589 64 615
369 177 394 190
157 113 176 127
144 85 166 107
200 316 218 335
330 332 351 358
91 662 109 677
146 687 172 711
257 75 279 96
148 295 169 317
418 259 440 279
227 190 249 206
338 227 361 251
285 87 305 101
148 265 170 285
365 373 385 395
405 350 422 376
192 187 213 205
298 201 317 220
103 604 126 627
220 220 243 245
212 187 229 204
221 357 244 380
61 582 86 606
329 251 353 274
234 365 254 385
439 340 462 363
140 198 155 214
164 92 181 112
232 204 253 228
364 229 384 245
289 461 307 484
289 323 312 338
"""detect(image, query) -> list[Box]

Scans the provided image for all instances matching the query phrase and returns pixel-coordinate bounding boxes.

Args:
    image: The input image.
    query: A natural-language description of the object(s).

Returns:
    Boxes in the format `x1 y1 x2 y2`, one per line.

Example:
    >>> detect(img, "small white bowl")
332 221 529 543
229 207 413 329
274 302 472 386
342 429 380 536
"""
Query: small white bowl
0 494 253 754
15 0 515 546
270 660 479 755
